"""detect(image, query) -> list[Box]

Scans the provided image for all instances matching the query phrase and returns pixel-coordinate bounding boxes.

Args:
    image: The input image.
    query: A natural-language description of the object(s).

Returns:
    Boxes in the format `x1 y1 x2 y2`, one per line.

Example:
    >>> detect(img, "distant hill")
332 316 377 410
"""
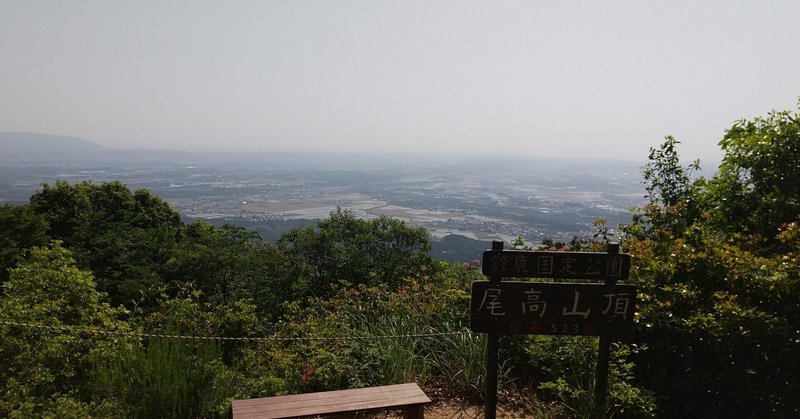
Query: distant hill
430 234 491 264
0 132 104 154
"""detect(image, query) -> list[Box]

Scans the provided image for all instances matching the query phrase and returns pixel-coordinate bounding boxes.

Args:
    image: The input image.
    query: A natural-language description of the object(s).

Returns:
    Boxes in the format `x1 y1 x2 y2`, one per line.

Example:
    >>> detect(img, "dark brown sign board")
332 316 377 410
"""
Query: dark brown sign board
481 250 631 280
477 244 634 419
470 281 637 336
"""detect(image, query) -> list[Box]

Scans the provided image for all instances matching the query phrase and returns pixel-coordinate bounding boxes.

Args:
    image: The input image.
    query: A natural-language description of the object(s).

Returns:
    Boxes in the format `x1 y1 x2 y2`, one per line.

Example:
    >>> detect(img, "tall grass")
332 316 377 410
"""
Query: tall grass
367 317 432 385
343 310 512 403
426 322 497 401
94 337 228 418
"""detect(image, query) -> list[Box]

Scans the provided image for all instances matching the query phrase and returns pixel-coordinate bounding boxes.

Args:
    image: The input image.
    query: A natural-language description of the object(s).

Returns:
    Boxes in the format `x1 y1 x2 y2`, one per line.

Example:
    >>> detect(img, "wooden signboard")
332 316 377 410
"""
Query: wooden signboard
475 243 636 419
481 250 631 280
470 281 636 336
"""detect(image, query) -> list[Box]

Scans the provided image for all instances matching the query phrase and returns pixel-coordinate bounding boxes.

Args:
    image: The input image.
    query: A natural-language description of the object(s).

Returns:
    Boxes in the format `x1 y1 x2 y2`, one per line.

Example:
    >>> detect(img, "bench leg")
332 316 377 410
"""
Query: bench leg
403 403 424 419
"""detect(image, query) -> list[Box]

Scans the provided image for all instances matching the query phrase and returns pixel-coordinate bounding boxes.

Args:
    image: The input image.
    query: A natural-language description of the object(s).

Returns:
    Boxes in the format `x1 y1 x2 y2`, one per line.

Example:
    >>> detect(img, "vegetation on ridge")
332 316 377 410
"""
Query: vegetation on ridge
0 103 798 418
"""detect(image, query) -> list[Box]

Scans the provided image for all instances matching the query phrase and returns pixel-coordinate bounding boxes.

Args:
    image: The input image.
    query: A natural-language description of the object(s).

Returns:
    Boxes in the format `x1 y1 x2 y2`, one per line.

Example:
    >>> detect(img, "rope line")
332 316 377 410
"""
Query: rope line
0 320 475 342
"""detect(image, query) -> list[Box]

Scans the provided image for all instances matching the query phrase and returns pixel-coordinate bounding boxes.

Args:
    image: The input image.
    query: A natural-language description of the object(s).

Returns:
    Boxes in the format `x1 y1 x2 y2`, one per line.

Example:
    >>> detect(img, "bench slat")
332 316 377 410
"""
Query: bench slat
234 383 421 407
235 390 428 415
235 385 423 410
236 392 429 416
232 383 430 419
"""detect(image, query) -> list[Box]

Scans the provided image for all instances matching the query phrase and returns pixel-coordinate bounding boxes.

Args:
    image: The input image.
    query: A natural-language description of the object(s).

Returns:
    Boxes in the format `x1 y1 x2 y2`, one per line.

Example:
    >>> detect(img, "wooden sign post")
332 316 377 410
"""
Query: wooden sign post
471 241 635 419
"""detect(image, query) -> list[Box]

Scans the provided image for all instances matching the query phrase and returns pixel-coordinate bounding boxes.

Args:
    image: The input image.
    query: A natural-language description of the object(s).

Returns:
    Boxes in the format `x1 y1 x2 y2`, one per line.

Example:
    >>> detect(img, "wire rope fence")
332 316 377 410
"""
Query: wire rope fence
0 320 475 342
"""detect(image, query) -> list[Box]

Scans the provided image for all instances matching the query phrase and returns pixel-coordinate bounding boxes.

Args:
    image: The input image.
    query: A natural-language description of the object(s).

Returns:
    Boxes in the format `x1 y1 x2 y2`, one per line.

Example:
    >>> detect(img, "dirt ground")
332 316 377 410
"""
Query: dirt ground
421 401 534 418
329 401 536 419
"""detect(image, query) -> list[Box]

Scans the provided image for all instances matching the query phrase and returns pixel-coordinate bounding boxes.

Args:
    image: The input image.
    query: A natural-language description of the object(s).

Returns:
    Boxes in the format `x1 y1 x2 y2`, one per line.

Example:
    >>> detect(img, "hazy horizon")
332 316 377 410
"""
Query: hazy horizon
1 130 658 169
2 1 799 163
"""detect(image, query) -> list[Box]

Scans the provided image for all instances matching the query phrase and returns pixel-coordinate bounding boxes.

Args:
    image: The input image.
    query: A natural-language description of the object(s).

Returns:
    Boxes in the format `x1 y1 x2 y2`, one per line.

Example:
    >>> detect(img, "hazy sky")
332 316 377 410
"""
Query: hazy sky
2 1 799 163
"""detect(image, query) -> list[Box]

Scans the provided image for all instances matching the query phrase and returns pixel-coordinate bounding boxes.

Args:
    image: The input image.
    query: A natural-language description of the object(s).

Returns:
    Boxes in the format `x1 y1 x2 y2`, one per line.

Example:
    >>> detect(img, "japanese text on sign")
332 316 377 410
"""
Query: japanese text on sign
470 281 637 336
481 250 630 280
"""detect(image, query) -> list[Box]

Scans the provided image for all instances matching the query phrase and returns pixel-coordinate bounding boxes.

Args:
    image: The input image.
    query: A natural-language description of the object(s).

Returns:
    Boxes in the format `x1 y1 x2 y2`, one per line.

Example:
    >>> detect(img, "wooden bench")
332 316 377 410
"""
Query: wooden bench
231 383 431 419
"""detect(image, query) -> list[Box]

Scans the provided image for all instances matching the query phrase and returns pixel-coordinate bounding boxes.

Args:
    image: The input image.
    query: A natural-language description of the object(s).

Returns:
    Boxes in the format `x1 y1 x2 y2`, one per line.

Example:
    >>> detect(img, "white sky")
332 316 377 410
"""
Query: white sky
1 1 799 163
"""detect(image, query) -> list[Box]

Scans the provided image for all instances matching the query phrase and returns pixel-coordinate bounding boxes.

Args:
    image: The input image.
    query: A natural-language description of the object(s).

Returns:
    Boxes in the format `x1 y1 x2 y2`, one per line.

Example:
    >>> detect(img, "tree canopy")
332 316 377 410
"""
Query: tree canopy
623 104 800 417
278 208 433 294
0 243 130 416
706 107 800 250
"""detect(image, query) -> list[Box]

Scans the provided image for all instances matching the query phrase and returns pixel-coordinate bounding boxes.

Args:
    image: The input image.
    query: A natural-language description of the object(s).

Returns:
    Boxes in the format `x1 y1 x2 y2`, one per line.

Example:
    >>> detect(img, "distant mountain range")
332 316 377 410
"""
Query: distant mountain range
0 132 105 154
0 132 328 166
0 132 210 165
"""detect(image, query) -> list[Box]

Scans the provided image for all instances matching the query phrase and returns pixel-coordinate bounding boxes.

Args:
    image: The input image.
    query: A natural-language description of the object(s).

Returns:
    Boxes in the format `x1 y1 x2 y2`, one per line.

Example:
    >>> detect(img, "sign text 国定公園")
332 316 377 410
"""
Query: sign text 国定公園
481 250 630 280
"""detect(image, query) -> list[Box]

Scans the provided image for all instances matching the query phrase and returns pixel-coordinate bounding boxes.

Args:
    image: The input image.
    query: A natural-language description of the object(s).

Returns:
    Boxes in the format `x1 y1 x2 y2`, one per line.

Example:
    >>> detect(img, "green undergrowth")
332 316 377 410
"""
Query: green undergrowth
229 266 655 417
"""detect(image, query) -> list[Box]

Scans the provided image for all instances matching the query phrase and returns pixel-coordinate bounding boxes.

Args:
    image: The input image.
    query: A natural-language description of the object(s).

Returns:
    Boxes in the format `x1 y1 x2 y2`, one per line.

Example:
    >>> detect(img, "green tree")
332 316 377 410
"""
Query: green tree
0 243 131 417
234 239 304 321
166 222 299 321
278 208 433 295
169 222 260 306
623 115 800 417
30 181 181 236
643 136 701 208
629 136 702 241
706 106 800 250
28 181 183 305
0 204 49 283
